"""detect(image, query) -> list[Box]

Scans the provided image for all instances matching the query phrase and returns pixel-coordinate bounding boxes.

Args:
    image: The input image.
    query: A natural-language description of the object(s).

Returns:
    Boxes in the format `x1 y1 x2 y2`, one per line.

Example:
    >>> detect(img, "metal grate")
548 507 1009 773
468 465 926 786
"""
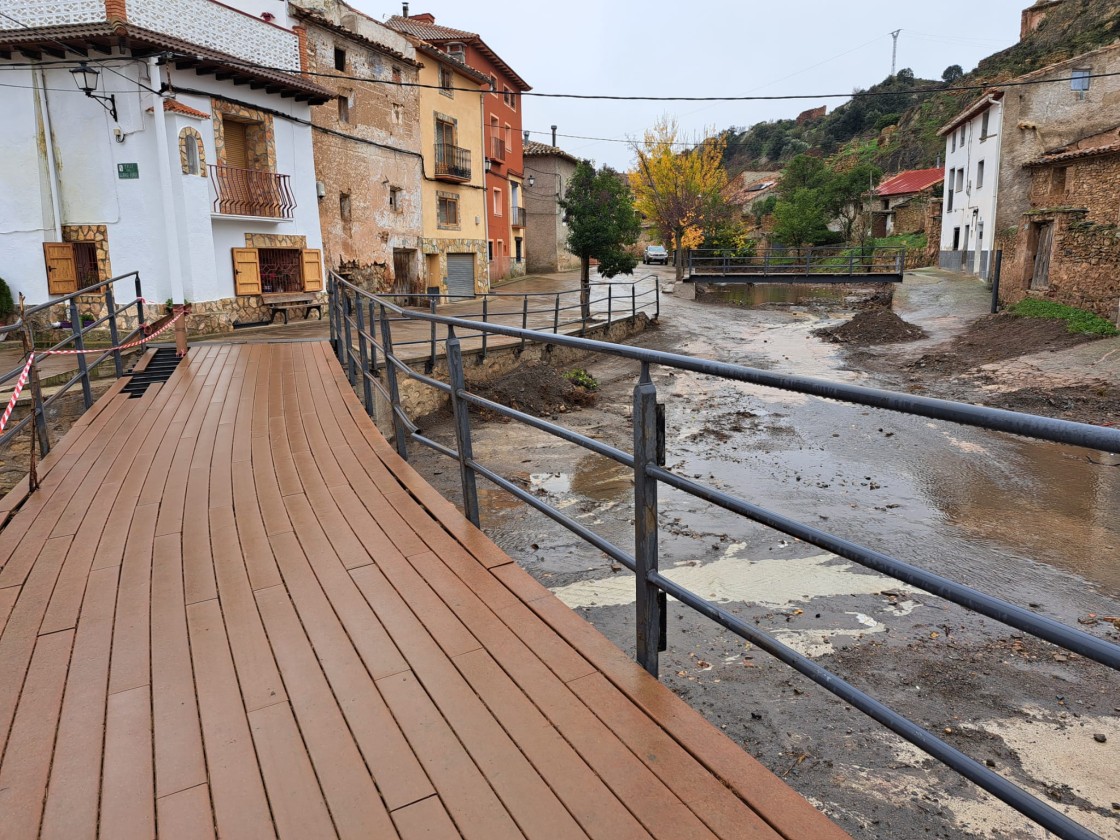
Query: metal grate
259 247 304 294
121 347 182 398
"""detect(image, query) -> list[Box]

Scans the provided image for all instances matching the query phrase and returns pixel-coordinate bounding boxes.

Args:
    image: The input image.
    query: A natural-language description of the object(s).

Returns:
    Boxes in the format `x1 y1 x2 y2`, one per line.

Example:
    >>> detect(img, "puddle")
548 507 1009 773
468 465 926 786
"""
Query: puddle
550 542 918 610
531 455 631 503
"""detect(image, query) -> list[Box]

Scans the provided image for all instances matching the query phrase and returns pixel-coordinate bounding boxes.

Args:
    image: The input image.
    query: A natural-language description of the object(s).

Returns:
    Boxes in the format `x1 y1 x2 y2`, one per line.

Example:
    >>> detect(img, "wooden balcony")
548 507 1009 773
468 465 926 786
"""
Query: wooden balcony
210 164 296 219
490 135 506 163
511 206 527 228
435 144 471 182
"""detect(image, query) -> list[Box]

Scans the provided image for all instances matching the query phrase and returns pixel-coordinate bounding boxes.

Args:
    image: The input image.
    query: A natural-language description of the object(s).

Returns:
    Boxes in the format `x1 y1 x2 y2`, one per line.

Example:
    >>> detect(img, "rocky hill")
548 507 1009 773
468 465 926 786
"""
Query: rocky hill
722 0 1120 175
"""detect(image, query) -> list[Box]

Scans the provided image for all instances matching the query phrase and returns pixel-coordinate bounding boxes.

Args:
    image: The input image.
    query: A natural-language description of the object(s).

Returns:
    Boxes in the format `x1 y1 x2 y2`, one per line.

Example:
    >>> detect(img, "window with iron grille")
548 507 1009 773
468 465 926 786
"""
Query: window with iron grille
73 241 99 286
258 248 304 293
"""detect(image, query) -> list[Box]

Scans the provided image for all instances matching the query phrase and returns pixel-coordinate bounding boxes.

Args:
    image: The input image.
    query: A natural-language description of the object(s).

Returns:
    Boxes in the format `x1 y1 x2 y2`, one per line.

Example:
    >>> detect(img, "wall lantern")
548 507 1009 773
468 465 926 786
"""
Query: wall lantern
527 174 535 188
69 62 118 122
484 157 492 172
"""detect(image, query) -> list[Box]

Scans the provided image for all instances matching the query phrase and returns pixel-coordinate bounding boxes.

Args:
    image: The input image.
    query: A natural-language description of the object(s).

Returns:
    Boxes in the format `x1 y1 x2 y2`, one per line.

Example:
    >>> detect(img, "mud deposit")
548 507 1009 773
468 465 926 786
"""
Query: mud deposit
401 271 1120 839
815 308 927 345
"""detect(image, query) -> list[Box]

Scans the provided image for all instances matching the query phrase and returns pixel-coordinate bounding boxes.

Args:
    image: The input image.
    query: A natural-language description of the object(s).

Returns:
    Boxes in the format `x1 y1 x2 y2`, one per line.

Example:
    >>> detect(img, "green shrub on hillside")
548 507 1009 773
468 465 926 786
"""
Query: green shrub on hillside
1009 299 1119 337
0 276 13 320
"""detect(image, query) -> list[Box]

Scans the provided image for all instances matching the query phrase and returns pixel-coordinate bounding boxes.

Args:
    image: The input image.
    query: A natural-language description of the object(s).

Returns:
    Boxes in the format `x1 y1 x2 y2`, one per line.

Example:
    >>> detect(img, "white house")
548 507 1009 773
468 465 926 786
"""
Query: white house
0 0 332 330
937 90 1004 280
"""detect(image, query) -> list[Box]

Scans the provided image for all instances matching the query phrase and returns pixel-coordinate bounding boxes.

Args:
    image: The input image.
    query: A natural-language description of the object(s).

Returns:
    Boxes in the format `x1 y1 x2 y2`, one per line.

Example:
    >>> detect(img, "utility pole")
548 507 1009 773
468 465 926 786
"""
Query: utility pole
890 29 902 76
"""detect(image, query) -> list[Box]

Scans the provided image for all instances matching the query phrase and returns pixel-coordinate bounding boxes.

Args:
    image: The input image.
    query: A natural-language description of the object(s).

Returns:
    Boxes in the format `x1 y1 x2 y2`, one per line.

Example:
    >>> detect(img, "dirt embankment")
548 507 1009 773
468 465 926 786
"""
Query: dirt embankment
814 309 927 345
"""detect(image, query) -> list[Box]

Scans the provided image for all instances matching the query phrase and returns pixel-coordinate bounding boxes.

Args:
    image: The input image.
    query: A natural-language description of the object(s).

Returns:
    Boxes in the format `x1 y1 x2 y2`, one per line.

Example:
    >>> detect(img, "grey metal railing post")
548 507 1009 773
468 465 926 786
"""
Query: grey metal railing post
990 250 1003 314
134 275 146 337
428 287 439 374
805 247 813 276
631 284 636 321
378 303 409 460
446 325 480 527
104 281 124 378
553 293 560 334
481 294 489 361
367 299 379 374
764 249 770 274
355 293 373 415
633 362 662 676
342 291 355 385
654 275 660 320
327 273 338 349
519 296 528 353
20 320 51 458
68 297 93 409
607 284 612 324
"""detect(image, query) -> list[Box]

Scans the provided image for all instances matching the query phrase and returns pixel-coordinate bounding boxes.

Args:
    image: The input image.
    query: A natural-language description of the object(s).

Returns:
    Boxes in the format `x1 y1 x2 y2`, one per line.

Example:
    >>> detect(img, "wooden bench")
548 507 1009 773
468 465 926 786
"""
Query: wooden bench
262 293 322 324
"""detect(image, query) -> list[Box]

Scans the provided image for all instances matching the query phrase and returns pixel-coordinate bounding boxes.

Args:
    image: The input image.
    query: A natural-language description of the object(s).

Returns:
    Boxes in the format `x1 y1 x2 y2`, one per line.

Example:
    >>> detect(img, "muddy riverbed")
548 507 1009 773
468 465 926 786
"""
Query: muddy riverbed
408 268 1120 839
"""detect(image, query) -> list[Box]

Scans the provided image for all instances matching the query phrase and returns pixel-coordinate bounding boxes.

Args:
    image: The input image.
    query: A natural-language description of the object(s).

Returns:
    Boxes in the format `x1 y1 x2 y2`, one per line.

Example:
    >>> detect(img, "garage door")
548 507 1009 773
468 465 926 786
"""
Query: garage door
446 253 476 299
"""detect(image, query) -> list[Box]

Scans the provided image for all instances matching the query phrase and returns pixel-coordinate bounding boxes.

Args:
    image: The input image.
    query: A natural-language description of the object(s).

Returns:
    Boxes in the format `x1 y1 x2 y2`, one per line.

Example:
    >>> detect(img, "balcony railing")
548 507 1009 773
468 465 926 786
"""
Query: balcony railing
490 135 506 163
511 206 527 228
435 144 472 182
209 164 296 219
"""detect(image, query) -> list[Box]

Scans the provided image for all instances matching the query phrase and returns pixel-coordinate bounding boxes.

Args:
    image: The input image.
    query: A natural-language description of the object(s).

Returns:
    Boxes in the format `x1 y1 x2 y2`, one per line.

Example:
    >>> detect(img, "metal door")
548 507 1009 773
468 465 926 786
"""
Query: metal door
1031 222 1053 290
445 253 476 299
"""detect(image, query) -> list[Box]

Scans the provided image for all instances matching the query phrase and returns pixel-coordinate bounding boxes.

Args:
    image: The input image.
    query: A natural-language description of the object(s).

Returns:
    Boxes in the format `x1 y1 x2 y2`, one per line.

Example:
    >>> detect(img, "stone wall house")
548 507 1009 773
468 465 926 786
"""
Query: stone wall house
523 139 580 274
0 0 333 332
992 40 1120 288
867 168 943 239
293 1 425 297
722 172 780 239
1003 129 1120 322
386 12 531 285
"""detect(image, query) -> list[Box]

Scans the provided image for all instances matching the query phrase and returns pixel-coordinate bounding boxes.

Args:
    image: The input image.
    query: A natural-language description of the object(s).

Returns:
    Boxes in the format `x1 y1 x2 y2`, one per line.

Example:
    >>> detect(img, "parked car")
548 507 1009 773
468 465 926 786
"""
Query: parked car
644 244 668 265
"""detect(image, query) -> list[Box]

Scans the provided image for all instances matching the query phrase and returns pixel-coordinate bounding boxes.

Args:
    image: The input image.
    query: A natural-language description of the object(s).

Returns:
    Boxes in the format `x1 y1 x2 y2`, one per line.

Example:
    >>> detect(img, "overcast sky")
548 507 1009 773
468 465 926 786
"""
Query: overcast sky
351 0 1026 170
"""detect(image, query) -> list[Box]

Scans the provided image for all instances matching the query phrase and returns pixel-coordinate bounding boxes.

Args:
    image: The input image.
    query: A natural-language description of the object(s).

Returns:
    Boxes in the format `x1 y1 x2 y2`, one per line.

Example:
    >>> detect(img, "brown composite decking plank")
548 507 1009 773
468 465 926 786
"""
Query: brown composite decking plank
40 566 119 840
231 459 283 590
100 684 156 840
156 784 217 840
391 795 461 840
0 535 72 758
186 597 274 840
255 584 399 840
350 563 587 840
248 700 338 840
151 532 207 799
0 629 73 840
106 501 157 696
0 586 18 635
266 531 426 811
209 507 287 712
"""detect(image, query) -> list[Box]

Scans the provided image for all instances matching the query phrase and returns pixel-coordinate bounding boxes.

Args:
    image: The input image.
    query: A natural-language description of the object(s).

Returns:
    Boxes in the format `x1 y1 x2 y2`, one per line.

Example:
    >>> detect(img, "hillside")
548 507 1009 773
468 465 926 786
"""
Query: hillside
722 0 1120 176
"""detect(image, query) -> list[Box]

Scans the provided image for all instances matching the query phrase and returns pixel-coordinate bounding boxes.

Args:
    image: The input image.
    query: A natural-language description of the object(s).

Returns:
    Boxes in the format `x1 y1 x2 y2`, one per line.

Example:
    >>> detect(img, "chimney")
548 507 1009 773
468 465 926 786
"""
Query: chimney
402 2 409 16
551 125 557 146
523 130 530 144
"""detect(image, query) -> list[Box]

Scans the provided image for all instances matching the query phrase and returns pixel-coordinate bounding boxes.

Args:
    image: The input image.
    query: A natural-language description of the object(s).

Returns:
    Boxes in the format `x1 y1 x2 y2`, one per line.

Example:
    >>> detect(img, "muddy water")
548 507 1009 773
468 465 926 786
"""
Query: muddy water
407 270 1120 839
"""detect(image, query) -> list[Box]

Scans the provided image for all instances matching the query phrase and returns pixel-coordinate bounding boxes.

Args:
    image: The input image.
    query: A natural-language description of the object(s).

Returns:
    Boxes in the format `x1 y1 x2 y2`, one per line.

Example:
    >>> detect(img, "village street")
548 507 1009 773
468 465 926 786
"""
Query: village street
405 267 1120 840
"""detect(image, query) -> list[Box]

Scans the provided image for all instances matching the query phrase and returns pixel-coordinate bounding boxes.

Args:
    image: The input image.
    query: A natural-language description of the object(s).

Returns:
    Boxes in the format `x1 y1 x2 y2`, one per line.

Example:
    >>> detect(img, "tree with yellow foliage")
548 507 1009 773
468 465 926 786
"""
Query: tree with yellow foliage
630 118 729 281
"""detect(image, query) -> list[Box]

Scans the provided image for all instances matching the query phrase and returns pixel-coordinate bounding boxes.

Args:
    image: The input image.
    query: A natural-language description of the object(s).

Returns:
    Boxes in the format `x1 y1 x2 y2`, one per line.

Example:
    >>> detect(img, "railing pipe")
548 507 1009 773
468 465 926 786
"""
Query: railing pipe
606 284 612 324
633 363 661 676
553 293 560 334
446 326 480 527
134 275 146 339
519 296 528 354
342 292 355 385
481 295 489 360
631 284 636 321
104 283 124 378
355 293 373 415
367 298 379 374
428 288 439 374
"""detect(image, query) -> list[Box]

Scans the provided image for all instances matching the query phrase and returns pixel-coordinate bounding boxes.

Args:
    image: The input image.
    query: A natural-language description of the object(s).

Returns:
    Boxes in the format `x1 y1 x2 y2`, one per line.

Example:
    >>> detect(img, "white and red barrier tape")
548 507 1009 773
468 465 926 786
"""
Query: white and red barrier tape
0 306 187 435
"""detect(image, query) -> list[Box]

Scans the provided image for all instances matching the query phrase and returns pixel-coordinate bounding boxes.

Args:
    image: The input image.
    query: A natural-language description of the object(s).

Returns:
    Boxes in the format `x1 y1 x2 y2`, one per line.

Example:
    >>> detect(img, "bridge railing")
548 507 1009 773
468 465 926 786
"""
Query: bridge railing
327 270 1119 840
688 245 906 279
0 272 146 456
335 275 658 373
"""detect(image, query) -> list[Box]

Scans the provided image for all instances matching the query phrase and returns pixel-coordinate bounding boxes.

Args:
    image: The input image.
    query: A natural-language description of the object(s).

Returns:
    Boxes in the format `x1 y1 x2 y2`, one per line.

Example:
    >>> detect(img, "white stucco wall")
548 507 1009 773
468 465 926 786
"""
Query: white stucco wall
0 53 322 309
939 99 1003 279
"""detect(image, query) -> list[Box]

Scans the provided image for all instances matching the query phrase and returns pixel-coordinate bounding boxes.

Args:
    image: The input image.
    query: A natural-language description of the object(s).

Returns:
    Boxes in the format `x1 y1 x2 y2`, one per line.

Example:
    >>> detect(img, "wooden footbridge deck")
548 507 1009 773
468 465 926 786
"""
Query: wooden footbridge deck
0 340 848 840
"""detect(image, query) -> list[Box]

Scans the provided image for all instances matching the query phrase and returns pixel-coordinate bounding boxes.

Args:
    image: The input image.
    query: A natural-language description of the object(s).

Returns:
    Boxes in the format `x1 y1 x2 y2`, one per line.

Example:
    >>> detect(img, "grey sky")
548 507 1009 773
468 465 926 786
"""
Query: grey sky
352 1 1026 170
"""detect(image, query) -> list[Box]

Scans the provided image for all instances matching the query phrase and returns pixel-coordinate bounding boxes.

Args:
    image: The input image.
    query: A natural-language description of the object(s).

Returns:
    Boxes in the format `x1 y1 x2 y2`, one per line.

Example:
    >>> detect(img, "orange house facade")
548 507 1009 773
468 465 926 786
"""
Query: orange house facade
387 11 531 282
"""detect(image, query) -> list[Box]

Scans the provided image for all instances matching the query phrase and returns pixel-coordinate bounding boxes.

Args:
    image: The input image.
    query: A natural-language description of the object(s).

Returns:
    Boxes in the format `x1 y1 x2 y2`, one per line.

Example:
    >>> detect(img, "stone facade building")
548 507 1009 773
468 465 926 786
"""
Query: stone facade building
293 1 425 297
0 0 332 330
523 139 580 274
869 168 943 238
386 12 531 285
1002 129 1120 321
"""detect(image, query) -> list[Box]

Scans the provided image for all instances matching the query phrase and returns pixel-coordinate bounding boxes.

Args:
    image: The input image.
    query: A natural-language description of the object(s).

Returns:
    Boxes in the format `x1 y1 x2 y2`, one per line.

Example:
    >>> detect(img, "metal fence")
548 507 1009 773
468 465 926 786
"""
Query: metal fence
689 245 906 280
326 271 1120 840
0 271 146 456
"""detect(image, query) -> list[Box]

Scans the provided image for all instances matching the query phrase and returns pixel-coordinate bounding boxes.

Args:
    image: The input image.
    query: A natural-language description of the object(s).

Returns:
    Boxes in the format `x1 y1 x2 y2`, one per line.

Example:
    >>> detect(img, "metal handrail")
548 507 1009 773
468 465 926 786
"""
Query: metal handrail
326 271 1119 839
0 271 146 456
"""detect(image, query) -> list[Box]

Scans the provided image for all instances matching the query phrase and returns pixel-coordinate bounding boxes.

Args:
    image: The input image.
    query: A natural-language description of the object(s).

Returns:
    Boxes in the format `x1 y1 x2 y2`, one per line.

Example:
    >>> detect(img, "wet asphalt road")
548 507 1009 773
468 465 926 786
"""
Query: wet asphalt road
406 267 1120 839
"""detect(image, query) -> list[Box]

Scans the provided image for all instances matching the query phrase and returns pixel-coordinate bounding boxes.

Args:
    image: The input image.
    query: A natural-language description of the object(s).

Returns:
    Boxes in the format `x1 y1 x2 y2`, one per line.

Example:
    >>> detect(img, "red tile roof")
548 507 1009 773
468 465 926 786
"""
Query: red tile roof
875 168 944 197
385 14 530 91
163 99 210 119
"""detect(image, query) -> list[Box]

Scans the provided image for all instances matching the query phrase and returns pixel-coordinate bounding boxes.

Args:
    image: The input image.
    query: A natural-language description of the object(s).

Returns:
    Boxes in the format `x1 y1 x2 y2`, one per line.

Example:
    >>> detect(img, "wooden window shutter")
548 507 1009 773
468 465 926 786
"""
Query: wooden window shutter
223 120 249 169
232 248 262 295
43 242 78 295
301 249 323 292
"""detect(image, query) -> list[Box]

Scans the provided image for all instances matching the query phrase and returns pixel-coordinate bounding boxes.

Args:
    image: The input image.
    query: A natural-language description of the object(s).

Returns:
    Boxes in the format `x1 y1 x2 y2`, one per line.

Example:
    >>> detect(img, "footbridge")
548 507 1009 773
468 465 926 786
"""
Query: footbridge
0 271 1117 839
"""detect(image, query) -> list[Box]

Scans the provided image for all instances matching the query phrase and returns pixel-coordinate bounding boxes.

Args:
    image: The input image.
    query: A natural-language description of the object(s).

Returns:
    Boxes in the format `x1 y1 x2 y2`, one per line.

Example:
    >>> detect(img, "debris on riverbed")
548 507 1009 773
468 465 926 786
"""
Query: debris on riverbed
468 360 598 419
813 309 926 345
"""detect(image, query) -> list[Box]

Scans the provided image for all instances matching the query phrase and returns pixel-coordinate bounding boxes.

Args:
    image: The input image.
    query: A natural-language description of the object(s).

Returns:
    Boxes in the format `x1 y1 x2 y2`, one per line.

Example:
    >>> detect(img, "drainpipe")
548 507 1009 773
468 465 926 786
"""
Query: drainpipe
36 67 63 241
149 56 186 304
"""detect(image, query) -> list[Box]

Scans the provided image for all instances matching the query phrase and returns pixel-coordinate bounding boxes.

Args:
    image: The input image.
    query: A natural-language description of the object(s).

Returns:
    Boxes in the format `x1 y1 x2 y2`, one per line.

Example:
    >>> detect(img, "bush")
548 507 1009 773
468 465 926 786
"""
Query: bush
563 368 599 391
1009 298 1119 336
0 276 13 320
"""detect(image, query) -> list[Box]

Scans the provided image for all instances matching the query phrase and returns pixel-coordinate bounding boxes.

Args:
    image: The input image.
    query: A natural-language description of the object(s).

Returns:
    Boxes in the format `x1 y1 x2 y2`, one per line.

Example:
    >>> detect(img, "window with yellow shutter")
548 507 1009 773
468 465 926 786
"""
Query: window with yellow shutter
223 119 249 169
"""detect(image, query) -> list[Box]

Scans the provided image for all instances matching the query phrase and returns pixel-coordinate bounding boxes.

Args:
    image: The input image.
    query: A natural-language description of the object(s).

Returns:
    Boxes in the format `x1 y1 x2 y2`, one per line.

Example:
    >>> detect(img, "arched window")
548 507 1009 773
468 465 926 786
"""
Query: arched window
179 128 207 176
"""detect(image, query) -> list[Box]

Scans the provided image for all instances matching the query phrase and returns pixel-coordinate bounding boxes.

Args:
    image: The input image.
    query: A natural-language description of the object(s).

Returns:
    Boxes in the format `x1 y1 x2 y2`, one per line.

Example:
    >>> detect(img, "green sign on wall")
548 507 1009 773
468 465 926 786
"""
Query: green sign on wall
117 163 139 179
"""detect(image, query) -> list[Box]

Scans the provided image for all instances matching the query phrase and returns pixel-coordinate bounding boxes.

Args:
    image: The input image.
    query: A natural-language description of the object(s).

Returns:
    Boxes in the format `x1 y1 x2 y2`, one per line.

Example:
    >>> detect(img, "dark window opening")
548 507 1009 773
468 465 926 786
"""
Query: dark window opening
340 192 351 224
487 240 494 260
73 241 99 286
334 48 346 72
515 237 522 262
952 227 961 250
